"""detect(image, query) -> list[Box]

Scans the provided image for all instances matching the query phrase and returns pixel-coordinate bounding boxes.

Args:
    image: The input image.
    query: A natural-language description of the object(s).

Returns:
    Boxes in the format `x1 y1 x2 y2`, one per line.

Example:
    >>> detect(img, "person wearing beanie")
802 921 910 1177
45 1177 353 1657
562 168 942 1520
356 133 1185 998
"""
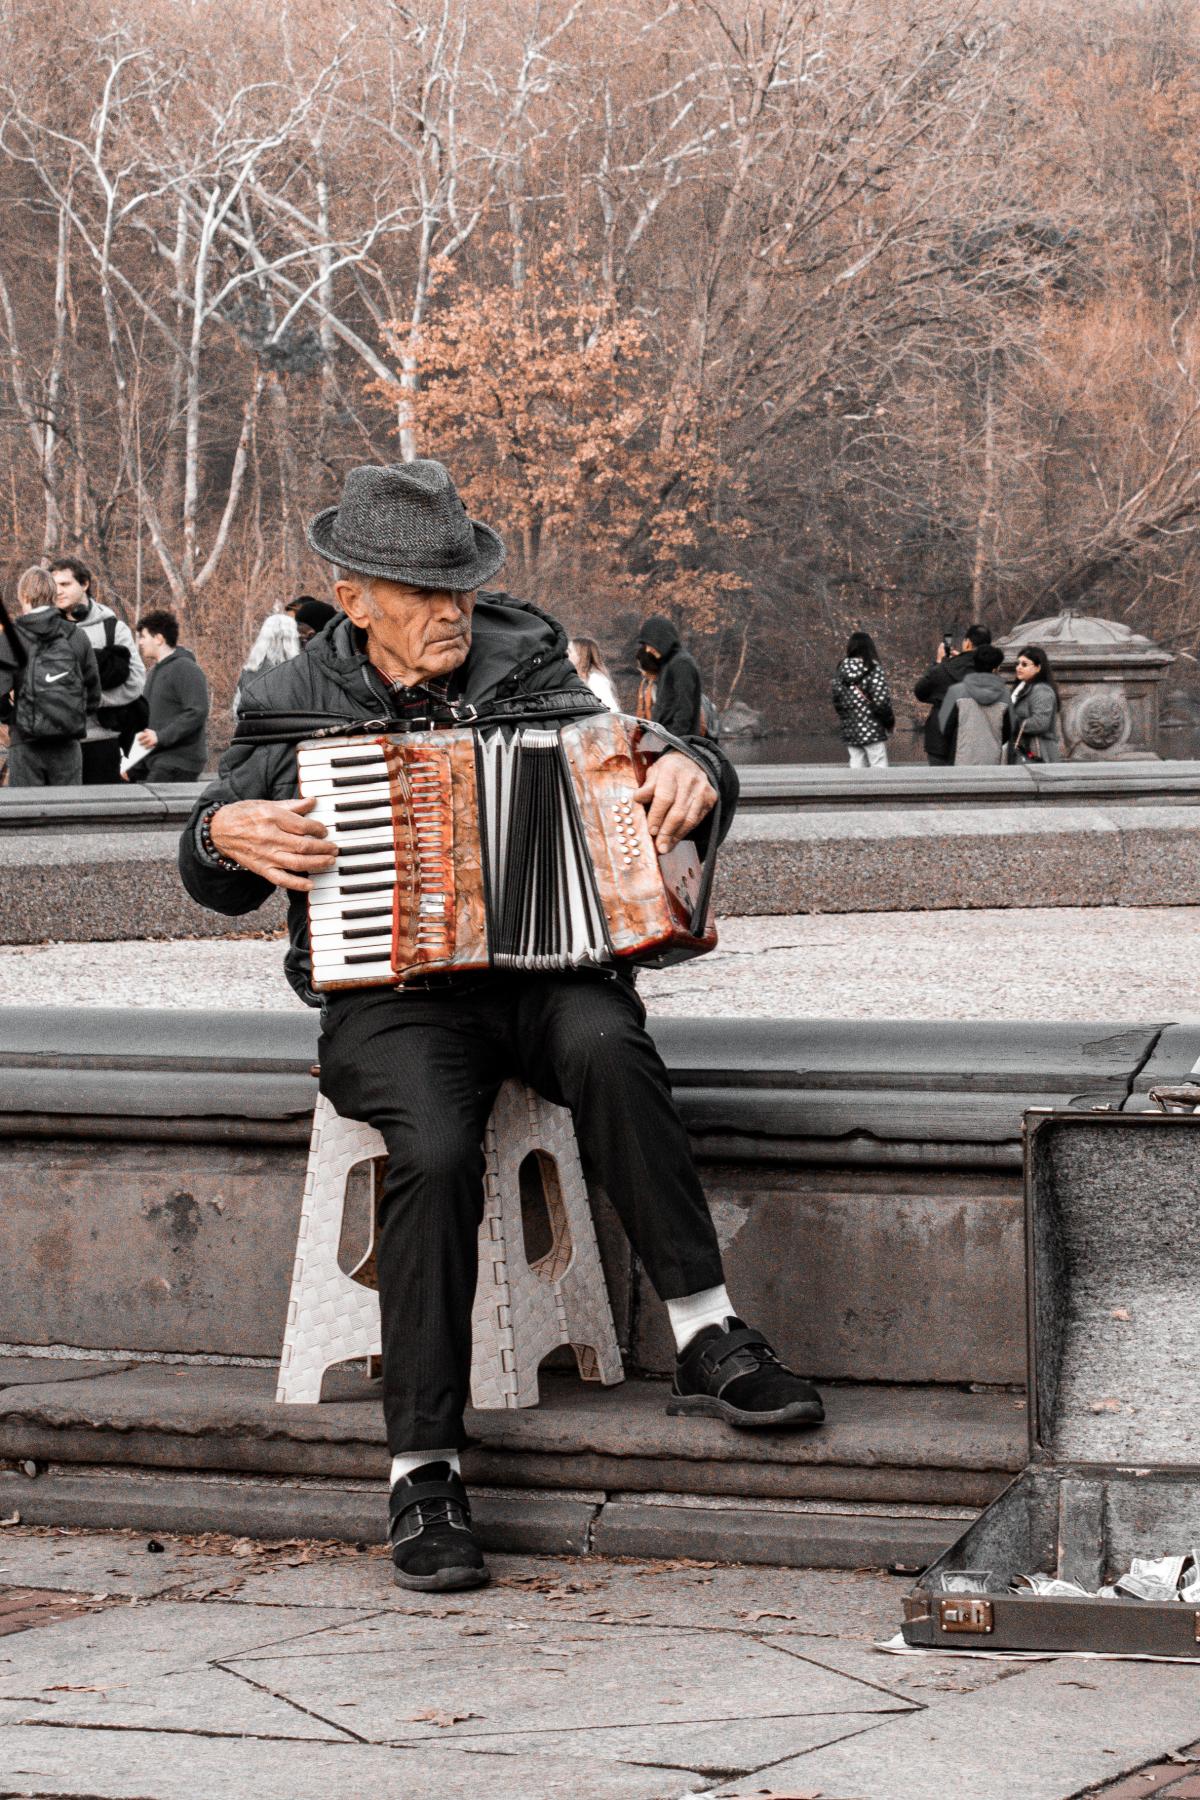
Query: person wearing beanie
292 599 339 645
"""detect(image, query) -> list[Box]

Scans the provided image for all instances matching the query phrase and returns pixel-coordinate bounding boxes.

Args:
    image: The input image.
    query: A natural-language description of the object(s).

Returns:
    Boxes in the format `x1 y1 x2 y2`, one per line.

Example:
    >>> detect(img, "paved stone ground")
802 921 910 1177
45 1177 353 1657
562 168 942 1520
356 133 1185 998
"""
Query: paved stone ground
2 907 1198 1019
0 1526 1198 1799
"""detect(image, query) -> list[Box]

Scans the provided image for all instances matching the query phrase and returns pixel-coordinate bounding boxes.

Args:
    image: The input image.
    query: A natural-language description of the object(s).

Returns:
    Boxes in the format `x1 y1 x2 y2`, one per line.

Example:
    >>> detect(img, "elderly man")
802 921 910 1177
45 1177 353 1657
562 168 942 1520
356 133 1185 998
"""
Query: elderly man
180 461 823 1592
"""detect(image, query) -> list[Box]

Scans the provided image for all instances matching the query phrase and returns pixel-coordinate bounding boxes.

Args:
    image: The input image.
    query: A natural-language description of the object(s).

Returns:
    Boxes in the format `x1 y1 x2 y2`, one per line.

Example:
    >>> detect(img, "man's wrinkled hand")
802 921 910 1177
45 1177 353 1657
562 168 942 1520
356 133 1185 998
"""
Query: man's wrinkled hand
633 750 716 855
209 796 337 893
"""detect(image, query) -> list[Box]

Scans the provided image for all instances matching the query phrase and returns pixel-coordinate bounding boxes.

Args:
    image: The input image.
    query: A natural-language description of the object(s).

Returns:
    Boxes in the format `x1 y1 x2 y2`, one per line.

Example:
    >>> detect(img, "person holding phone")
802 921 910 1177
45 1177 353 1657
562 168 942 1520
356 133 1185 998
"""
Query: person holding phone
913 623 992 765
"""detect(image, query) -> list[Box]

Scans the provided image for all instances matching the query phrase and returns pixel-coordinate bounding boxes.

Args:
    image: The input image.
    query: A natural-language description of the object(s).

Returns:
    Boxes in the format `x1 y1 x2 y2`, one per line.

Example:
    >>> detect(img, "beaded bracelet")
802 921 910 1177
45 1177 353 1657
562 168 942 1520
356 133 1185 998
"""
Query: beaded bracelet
198 803 241 873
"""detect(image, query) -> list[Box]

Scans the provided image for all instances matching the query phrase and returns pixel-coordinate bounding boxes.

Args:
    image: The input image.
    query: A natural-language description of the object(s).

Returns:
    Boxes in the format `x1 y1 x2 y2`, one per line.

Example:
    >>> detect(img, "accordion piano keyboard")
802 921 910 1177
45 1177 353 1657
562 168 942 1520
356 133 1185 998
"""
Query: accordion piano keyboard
299 740 397 988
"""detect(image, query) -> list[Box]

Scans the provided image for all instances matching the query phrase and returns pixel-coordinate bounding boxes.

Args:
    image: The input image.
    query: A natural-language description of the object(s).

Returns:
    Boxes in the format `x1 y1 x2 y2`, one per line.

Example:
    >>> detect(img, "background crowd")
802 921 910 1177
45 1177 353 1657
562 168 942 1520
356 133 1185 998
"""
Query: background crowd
831 628 1061 770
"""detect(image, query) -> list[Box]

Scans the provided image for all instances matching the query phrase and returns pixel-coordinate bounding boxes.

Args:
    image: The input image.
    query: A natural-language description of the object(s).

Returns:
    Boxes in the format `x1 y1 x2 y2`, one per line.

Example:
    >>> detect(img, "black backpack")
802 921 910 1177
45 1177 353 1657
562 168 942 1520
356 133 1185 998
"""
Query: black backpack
15 631 87 741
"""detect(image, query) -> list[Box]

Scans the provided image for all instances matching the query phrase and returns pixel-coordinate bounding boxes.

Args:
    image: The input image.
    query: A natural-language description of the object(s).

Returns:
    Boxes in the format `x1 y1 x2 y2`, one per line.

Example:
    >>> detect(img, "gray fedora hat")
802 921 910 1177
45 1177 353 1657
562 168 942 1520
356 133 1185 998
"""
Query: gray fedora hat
307 460 505 591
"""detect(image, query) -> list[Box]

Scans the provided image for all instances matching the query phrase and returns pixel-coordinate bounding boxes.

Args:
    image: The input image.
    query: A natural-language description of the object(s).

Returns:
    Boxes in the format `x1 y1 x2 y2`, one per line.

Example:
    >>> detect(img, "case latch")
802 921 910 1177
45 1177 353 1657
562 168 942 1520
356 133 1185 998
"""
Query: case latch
938 1597 994 1633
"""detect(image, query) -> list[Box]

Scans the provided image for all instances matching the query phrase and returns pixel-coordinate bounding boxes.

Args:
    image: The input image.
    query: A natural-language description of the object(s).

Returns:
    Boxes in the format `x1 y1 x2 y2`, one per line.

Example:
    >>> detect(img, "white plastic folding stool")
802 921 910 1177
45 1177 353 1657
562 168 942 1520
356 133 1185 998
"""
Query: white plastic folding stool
276 1080 624 1408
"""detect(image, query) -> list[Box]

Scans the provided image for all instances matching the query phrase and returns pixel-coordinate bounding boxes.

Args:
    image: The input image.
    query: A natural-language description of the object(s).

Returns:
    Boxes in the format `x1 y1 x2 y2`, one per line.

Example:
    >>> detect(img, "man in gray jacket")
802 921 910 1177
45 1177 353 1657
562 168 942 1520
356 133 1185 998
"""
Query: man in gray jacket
49 557 146 783
177 460 823 1595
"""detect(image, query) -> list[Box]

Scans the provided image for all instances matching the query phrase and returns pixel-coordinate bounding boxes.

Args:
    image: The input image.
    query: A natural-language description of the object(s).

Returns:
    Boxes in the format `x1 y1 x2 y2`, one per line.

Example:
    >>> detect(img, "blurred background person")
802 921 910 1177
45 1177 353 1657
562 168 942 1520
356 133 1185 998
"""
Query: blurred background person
49 555 146 784
292 598 338 646
568 635 619 711
831 630 894 769
1007 644 1062 763
938 643 1009 765
913 624 992 765
635 614 702 736
130 609 210 782
0 567 99 787
233 611 302 715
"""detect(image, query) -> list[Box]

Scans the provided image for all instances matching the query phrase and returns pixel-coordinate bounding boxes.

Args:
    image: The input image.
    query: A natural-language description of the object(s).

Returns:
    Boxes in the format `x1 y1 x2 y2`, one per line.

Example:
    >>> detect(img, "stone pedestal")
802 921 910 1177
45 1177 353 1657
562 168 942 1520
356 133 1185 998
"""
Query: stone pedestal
996 613 1174 760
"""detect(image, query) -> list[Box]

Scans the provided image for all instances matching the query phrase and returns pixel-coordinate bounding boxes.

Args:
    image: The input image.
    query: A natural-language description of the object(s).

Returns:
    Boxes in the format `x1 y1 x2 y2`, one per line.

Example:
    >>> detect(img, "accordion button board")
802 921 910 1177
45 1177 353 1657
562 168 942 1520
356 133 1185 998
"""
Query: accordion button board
297 714 717 991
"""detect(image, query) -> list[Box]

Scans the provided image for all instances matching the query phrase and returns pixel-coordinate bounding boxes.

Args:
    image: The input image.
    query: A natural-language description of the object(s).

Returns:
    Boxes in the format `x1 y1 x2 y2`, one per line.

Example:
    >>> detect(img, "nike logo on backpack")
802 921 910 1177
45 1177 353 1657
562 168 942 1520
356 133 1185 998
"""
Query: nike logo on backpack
44 672 71 683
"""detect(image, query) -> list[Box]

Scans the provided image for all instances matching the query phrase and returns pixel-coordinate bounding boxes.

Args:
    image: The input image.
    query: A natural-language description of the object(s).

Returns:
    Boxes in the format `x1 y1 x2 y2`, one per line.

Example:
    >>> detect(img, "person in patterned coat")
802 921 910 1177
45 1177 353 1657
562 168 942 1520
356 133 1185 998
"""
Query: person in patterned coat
832 631 894 768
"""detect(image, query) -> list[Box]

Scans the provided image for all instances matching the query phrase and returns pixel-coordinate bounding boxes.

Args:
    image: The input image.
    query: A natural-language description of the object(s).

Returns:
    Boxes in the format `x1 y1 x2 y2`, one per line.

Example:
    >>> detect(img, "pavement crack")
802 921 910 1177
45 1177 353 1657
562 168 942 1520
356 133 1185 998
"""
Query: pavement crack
761 1636 927 1709
623 1759 750 1778
11 1715 356 1745
214 1658 369 1746
1119 1021 1167 1110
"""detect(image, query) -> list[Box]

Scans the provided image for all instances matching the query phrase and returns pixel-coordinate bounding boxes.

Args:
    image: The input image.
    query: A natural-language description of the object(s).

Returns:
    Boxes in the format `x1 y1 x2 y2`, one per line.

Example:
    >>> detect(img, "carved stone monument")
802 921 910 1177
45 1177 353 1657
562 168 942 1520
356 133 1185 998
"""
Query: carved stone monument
995 613 1174 761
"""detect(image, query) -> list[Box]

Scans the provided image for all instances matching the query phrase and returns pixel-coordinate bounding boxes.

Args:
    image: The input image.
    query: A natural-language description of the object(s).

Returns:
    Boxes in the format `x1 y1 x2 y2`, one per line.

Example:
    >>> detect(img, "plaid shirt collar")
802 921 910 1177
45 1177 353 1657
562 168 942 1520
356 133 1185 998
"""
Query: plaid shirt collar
367 665 462 718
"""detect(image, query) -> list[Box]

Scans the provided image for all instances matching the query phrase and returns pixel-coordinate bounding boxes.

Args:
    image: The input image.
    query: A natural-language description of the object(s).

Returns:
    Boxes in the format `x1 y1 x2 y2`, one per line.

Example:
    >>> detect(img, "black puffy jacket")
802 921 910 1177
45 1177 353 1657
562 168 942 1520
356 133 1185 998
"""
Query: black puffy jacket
180 592 738 1004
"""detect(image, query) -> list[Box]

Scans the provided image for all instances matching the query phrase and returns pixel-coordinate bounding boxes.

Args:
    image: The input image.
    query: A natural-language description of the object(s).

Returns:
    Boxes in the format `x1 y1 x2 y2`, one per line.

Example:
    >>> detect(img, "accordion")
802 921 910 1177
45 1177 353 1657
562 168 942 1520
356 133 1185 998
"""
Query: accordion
297 710 719 991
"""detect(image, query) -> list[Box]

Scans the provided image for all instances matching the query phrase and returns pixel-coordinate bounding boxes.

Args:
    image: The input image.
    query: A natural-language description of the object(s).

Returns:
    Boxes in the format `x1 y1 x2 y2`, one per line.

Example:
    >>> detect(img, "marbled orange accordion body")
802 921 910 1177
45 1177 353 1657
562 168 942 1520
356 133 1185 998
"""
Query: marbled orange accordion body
298 711 718 991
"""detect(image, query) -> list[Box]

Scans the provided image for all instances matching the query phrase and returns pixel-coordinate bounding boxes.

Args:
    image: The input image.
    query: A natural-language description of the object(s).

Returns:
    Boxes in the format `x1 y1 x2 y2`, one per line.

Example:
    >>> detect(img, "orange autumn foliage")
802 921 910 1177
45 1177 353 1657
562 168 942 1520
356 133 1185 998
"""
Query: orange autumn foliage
377 256 751 634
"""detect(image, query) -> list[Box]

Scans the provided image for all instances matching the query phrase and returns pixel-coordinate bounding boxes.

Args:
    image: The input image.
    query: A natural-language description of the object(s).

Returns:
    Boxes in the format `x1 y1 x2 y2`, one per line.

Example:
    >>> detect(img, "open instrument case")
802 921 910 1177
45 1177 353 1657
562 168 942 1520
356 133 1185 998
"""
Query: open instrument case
903 1108 1200 1657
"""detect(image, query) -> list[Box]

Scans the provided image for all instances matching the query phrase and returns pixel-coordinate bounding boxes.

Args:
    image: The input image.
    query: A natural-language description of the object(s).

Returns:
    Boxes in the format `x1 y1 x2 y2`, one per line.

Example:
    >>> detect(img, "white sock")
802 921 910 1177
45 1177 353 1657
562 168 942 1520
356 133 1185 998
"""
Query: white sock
666 1284 735 1354
390 1448 461 1487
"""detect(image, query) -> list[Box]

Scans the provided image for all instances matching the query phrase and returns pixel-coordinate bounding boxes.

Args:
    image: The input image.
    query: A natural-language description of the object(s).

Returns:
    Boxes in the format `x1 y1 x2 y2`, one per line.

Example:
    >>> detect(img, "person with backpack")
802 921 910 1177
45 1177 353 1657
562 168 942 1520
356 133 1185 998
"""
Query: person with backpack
831 630 894 768
0 567 100 786
49 556 146 783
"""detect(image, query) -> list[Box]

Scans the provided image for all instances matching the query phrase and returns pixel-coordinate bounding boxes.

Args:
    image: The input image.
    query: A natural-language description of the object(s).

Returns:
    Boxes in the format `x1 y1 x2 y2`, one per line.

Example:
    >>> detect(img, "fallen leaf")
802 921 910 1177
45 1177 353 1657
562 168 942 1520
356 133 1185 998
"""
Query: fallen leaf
1111 1308 1131 1322
737 1609 798 1622
408 1708 479 1727
1090 1398 1122 1413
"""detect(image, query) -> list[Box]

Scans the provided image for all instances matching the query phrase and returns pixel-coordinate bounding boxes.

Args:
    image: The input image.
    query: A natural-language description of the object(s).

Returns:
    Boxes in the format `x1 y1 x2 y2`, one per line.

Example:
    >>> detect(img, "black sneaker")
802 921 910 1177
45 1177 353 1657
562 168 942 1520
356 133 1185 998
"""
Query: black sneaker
388 1461 489 1591
667 1318 825 1430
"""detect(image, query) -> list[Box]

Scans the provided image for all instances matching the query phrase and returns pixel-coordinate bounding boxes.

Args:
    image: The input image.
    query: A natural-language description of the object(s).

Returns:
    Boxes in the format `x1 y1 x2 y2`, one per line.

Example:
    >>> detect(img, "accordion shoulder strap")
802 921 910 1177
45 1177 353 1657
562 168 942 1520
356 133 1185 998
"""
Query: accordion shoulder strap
232 690 605 745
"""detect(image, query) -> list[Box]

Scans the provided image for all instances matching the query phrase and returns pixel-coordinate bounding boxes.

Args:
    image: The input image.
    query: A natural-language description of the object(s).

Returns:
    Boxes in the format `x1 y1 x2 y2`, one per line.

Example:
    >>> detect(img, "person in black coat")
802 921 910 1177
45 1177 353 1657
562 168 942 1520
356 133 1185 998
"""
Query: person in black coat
179 460 823 1596
913 623 992 764
132 609 209 781
636 614 703 736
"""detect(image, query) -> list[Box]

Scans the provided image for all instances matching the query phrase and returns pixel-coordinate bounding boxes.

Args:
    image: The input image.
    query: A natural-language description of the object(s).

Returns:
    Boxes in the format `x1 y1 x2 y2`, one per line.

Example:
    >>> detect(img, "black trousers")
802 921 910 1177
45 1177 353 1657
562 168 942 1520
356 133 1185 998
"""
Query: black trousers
318 974 726 1453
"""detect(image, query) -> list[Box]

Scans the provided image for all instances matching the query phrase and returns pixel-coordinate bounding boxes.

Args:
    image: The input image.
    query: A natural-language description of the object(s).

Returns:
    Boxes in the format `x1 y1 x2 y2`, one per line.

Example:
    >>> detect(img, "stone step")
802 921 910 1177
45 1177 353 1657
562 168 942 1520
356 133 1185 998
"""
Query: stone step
0 1464 970 1572
0 1362 1025 1510
0 1360 1019 1568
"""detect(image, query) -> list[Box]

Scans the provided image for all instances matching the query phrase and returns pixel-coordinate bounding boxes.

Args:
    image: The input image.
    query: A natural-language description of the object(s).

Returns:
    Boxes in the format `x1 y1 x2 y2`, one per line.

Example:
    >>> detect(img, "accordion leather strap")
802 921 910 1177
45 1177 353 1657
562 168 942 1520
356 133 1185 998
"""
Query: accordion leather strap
233 691 605 745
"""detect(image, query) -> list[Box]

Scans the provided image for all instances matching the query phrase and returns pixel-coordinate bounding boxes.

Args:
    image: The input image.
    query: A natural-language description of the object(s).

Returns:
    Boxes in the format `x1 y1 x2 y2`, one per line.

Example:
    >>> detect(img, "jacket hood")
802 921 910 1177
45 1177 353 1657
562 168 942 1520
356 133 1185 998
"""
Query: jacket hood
639 614 680 658
74 600 114 626
958 671 1009 704
838 656 874 680
16 607 73 644
166 646 198 665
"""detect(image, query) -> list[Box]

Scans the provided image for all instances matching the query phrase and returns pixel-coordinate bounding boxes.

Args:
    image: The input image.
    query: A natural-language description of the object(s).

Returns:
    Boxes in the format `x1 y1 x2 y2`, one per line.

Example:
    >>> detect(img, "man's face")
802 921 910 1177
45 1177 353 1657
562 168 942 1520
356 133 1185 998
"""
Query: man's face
335 577 475 683
137 628 167 666
52 568 88 613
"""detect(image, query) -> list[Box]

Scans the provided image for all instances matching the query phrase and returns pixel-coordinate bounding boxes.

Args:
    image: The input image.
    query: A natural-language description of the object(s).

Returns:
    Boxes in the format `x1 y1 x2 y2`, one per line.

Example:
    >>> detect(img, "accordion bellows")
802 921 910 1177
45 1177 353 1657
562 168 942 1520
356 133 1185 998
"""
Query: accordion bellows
298 712 718 990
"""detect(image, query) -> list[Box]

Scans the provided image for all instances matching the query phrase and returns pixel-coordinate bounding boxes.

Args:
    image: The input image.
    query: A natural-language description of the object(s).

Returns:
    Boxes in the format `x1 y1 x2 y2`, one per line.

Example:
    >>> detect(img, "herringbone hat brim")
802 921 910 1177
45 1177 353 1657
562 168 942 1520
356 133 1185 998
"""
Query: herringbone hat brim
307 460 506 592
